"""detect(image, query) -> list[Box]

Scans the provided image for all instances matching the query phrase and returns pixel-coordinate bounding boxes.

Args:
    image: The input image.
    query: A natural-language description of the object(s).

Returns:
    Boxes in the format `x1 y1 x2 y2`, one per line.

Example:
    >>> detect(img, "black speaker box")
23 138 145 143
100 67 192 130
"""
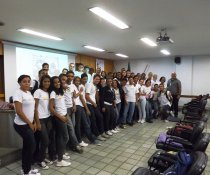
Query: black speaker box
175 57 181 64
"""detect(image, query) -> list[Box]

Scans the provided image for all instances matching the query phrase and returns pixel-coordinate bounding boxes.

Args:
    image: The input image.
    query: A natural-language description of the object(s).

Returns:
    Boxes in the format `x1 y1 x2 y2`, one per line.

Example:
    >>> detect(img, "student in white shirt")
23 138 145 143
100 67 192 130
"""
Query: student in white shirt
85 74 107 141
144 79 153 123
158 83 172 122
121 77 139 127
34 75 51 170
74 74 100 145
137 79 147 124
59 74 83 154
49 76 71 167
13 75 40 175
151 74 158 88
66 71 76 125
112 79 124 129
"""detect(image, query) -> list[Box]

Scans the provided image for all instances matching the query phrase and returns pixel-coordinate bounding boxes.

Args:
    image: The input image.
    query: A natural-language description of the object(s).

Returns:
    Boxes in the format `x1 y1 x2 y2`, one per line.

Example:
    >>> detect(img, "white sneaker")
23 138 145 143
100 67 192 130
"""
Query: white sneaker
44 158 54 165
22 169 41 175
165 120 169 123
111 129 118 134
38 161 49 170
79 141 89 147
106 131 113 136
64 152 69 156
56 160 71 167
137 120 141 123
115 127 120 131
63 154 70 160
140 119 145 124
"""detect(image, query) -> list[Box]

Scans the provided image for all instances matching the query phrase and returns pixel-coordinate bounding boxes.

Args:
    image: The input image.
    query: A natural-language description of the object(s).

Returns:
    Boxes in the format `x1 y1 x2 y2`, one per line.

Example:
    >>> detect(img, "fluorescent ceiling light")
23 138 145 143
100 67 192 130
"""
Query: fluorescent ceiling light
116 53 128 58
84 45 105 52
160 49 171 55
89 7 129 29
17 28 63 41
141 38 157 47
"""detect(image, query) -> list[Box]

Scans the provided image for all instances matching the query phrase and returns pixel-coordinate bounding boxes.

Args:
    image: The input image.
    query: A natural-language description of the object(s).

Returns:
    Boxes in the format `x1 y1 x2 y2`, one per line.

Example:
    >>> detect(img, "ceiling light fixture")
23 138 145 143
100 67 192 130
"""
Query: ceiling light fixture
17 28 63 41
140 37 157 47
89 7 129 29
84 45 105 52
160 49 171 55
115 53 128 58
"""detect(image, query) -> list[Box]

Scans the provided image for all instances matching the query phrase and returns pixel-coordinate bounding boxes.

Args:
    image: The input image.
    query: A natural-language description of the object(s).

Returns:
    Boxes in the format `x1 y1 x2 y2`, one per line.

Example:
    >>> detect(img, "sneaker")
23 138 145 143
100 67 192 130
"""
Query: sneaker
79 141 89 147
106 131 113 136
96 135 106 141
101 133 109 138
140 119 145 124
64 152 69 156
115 127 120 131
44 158 54 165
111 129 118 134
92 140 102 146
137 120 141 123
38 161 49 170
165 120 169 123
56 160 71 167
63 154 70 160
120 124 127 129
21 169 40 175
75 145 84 154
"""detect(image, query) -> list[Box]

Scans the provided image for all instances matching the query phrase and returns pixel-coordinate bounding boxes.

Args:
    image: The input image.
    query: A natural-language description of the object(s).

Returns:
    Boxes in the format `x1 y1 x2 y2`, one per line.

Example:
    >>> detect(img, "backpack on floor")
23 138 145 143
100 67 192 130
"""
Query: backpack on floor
163 151 192 175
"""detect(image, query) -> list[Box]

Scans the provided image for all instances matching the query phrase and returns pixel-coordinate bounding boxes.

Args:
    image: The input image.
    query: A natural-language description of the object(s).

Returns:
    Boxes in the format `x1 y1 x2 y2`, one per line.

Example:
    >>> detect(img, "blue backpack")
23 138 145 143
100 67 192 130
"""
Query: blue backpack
163 151 192 175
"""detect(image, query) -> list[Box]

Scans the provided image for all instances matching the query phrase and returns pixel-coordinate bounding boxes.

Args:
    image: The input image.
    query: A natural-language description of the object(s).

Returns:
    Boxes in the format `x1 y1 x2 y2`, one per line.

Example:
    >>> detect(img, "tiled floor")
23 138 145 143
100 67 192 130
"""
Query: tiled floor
1 118 210 175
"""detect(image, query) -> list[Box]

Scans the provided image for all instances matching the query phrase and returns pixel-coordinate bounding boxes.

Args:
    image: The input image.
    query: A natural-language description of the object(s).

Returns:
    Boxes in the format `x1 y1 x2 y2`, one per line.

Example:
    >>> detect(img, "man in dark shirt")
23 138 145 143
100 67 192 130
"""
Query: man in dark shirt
167 72 182 117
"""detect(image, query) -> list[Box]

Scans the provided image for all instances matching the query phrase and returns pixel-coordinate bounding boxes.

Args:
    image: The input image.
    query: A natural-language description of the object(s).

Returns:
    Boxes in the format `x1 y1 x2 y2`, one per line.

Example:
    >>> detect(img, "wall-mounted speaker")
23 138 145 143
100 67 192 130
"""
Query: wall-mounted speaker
174 57 181 64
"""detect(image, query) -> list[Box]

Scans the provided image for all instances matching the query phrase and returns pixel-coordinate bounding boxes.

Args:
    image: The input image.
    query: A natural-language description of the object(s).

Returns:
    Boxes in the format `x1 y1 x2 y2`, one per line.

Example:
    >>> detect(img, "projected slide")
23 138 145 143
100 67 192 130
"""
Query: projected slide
16 47 68 79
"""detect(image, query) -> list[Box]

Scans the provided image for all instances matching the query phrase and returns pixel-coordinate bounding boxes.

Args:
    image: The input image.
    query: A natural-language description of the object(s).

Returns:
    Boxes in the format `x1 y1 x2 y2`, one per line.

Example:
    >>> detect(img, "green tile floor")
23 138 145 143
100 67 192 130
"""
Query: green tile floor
1 117 210 175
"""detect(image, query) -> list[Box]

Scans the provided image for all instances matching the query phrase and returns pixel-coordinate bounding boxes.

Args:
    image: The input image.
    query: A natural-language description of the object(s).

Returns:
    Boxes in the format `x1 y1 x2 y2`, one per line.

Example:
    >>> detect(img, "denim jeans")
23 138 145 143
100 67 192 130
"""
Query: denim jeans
75 105 95 143
146 99 152 121
114 102 121 125
14 124 36 174
38 117 52 162
122 102 135 124
136 98 146 121
87 104 105 136
53 117 69 161
152 100 159 118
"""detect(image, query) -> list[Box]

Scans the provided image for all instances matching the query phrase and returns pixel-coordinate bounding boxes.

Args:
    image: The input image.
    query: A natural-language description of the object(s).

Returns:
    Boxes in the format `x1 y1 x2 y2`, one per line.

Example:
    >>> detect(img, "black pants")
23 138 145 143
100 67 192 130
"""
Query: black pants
14 123 36 174
75 105 95 143
171 95 179 117
160 105 171 120
103 104 117 132
38 117 52 162
53 117 69 161
87 104 104 136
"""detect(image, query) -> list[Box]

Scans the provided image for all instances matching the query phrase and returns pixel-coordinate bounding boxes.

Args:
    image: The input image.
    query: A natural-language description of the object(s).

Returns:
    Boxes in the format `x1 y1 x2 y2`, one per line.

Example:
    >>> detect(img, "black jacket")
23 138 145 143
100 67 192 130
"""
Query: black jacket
99 86 115 108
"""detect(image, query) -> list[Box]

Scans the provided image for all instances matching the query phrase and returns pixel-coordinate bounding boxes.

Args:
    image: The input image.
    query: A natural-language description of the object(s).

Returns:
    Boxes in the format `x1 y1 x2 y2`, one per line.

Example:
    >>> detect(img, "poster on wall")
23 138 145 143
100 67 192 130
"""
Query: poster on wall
96 59 104 71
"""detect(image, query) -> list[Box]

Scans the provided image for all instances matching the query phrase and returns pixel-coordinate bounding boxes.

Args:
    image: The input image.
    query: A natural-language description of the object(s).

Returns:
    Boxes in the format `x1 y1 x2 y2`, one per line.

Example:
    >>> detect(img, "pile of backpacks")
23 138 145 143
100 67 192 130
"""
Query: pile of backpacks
132 94 210 175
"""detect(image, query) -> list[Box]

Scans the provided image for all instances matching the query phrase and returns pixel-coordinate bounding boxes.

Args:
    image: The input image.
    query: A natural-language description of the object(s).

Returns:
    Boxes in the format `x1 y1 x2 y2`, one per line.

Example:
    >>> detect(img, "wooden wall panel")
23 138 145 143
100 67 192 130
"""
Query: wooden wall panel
0 41 3 55
75 54 114 73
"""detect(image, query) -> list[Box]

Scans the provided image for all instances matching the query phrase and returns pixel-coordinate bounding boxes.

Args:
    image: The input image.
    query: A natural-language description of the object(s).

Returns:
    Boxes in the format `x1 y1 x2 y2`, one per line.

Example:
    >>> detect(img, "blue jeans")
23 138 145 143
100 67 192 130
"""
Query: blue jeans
146 100 152 121
122 102 135 124
136 98 146 121
114 102 121 125
152 100 159 117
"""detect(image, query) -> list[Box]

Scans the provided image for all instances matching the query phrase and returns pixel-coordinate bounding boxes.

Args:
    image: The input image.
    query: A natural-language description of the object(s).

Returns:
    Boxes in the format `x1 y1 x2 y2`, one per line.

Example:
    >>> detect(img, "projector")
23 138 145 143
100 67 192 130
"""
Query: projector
156 29 174 45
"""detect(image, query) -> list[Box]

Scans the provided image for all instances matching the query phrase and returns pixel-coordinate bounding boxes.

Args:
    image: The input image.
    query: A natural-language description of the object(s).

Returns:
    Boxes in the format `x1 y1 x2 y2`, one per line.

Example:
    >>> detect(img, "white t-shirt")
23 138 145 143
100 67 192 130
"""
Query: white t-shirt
74 85 85 107
113 88 121 104
144 86 152 99
14 89 35 125
50 91 67 116
124 84 139 102
85 82 97 105
64 84 74 108
34 89 50 119
139 85 146 100
158 91 171 107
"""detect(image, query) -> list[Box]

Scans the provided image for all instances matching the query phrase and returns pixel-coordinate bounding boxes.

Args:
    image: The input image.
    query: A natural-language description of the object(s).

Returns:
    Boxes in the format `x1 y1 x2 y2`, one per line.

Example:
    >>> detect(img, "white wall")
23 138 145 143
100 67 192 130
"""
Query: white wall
114 56 210 107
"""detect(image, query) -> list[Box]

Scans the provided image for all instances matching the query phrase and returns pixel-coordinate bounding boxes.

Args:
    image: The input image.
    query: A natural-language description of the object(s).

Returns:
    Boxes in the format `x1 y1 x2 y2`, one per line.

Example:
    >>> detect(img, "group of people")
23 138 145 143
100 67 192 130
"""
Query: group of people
13 63 182 175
